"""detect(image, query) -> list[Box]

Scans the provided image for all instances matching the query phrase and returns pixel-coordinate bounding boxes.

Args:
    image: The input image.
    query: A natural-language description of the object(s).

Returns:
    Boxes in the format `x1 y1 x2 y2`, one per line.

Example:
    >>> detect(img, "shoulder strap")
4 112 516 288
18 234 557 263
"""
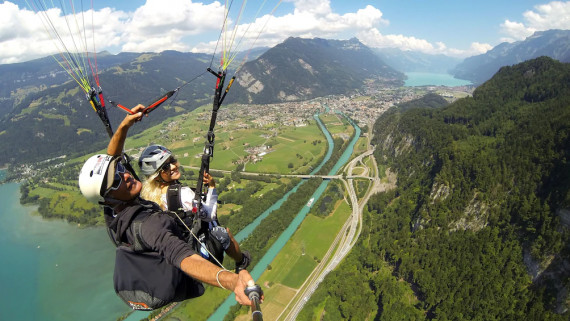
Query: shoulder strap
165 183 203 239
107 204 150 251
130 218 150 252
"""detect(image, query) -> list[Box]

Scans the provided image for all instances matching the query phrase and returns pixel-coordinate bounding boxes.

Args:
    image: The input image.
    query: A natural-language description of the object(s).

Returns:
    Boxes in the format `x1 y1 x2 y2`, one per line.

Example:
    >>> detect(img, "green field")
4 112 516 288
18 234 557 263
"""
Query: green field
244 198 351 320
121 106 328 174
246 125 326 174
319 113 352 136
260 199 351 288
39 111 71 126
353 137 368 155
165 286 229 321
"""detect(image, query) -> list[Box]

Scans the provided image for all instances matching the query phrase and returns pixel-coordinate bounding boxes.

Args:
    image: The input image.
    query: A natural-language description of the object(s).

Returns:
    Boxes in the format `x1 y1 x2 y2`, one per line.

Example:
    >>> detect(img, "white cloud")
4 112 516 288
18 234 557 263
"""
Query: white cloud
190 2 388 55
358 28 434 52
288 0 332 16
1 0 501 64
500 20 535 42
446 42 493 57
357 28 491 58
121 0 224 52
0 2 127 64
500 1 570 42
468 42 493 55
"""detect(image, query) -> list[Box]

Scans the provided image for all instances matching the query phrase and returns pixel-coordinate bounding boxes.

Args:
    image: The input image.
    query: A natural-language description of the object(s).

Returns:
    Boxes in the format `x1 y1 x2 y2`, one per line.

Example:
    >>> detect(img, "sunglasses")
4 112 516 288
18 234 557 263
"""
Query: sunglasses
106 162 126 195
159 157 178 173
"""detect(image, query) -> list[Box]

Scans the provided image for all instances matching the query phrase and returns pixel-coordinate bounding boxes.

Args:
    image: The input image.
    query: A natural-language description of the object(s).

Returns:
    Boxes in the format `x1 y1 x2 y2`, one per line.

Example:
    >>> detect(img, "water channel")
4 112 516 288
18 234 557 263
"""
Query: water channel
207 111 361 320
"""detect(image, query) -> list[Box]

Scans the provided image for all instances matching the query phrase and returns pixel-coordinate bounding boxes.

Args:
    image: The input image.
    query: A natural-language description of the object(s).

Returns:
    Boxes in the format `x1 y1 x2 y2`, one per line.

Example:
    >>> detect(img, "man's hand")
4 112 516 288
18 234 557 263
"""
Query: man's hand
179 255 263 307
120 104 145 128
107 104 145 156
203 172 216 188
233 270 264 306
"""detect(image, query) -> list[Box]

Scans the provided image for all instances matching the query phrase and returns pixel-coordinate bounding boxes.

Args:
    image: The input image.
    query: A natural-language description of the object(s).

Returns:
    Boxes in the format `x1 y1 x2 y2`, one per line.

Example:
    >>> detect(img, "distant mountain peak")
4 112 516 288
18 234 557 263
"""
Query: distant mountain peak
451 29 570 84
373 47 462 73
229 37 404 104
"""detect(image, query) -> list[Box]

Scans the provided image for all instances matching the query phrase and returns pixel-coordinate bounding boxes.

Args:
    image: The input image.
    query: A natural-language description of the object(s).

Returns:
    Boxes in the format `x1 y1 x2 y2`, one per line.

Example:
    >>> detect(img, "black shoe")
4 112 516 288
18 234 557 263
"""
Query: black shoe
235 250 251 273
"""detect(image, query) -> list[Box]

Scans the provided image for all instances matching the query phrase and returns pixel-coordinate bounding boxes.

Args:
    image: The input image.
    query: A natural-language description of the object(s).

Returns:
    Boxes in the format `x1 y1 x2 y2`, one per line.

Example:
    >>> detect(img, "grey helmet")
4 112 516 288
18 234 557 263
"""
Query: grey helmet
138 145 172 176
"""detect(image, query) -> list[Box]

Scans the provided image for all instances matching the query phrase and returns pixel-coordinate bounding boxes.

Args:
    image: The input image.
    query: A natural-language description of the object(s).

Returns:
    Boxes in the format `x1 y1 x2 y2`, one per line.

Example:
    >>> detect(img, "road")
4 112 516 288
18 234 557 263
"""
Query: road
278 144 387 320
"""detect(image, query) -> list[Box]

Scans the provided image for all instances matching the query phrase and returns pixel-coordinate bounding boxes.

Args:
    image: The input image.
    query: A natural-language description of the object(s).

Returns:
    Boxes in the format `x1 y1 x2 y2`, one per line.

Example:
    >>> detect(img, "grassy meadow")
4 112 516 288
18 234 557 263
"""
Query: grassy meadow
122 105 327 174
254 198 352 318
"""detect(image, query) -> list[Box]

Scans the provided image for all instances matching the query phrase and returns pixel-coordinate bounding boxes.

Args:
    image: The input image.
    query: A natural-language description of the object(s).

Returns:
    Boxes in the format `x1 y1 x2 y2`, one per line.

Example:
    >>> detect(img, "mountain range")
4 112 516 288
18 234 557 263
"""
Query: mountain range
2 30 570 166
228 37 404 104
0 37 403 166
374 47 462 73
451 29 570 84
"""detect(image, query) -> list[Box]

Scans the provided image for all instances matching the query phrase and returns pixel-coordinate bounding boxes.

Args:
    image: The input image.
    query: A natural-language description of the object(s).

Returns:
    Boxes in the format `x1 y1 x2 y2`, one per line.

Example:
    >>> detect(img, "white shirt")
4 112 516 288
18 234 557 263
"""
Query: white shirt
161 186 218 222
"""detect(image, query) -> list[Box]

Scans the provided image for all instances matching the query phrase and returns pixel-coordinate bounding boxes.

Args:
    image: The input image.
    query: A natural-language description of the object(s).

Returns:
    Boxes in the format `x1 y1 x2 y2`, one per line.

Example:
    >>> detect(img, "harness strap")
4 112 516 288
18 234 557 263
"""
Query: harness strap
131 219 149 252
107 204 151 252
166 183 184 215
166 182 203 236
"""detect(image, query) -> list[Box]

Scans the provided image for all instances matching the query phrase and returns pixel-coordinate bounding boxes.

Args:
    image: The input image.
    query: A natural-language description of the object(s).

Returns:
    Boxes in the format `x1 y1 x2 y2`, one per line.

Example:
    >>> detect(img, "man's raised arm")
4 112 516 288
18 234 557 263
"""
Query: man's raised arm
107 104 145 156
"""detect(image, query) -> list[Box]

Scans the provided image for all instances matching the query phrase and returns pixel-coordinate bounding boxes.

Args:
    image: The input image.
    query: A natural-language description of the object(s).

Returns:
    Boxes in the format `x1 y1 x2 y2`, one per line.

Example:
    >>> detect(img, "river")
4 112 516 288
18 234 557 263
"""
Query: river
0 170 129 321
208 112 361 320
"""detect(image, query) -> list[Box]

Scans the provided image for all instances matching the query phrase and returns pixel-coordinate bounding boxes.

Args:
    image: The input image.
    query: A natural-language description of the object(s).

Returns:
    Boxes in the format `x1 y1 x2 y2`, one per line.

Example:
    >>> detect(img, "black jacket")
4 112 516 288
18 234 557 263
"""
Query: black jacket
108 198 196 268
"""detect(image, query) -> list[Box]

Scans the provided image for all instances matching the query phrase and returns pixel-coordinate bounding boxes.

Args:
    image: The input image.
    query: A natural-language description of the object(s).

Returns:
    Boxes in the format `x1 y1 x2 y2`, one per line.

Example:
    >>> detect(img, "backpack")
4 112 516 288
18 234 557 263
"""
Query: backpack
109 203 204 310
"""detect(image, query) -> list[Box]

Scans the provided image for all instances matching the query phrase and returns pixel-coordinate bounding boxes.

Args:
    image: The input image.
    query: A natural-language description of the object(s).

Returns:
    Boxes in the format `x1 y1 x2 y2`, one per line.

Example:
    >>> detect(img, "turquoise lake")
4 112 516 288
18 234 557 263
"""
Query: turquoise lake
404 72 472 87
0 171 130 320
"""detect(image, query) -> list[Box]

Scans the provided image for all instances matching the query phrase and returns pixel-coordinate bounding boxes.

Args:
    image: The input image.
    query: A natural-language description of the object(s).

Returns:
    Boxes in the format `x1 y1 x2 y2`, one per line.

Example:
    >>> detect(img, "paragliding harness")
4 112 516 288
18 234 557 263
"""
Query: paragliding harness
165 182 226 266
107 201 205 311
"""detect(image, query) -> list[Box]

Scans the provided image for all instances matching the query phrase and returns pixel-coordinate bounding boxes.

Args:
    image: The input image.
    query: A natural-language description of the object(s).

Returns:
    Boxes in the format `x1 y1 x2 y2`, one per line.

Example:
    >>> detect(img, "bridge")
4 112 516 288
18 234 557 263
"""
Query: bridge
181 166 375 181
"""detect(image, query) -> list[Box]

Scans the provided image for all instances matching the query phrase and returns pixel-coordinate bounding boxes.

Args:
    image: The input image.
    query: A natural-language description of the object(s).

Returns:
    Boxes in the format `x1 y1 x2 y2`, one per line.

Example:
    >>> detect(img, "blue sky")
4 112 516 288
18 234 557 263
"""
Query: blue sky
1 0 569 64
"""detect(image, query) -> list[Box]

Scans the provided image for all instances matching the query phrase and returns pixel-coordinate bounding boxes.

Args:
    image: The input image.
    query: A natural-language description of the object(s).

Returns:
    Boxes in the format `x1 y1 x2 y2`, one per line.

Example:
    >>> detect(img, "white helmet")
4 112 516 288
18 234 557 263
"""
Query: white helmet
78 154 120 204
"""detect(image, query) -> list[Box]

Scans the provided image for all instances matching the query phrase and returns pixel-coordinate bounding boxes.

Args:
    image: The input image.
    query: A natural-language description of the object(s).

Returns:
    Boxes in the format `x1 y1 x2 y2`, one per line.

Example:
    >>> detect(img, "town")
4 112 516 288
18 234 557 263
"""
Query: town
216 82 475 131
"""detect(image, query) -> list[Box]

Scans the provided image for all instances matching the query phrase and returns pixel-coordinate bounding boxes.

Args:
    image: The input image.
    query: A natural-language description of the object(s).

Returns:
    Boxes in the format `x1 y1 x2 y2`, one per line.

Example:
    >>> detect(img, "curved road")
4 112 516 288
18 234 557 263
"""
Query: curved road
278 146 383 320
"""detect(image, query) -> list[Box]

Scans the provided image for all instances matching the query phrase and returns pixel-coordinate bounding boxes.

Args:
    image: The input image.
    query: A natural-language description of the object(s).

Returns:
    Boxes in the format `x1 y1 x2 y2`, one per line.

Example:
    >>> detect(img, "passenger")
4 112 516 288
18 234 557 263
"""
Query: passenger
139 144 250 271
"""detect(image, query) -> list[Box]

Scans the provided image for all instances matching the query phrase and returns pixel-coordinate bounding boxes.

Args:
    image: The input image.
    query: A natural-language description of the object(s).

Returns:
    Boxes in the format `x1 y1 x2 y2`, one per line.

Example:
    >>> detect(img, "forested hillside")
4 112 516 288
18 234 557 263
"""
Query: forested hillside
0 51 140 118
0 51 213 166
298 57 570 320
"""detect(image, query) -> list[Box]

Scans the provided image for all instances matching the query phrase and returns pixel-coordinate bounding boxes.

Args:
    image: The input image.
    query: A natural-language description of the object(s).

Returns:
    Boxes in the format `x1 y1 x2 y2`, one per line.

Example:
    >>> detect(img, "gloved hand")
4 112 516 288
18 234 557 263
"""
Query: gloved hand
235 250 251 273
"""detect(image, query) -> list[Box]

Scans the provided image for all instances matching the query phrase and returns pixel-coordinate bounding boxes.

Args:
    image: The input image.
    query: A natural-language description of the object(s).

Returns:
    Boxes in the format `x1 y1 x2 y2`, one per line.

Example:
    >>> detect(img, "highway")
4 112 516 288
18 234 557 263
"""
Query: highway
278 142 389 320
